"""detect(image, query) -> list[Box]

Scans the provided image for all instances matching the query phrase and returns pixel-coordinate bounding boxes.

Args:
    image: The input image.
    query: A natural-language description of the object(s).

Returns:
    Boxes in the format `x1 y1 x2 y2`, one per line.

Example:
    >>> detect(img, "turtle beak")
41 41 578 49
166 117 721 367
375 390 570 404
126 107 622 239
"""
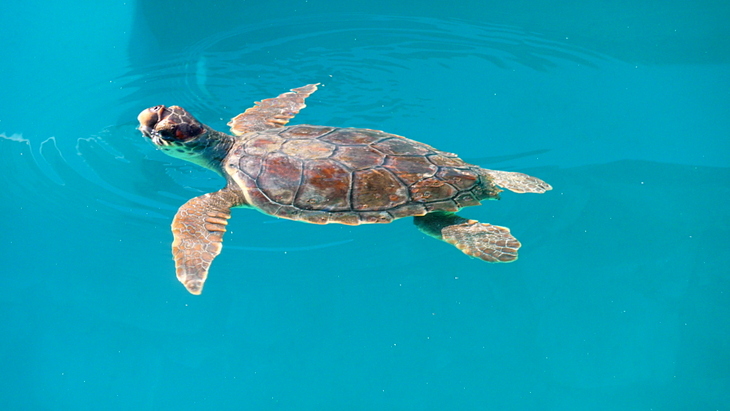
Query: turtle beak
137 105 167 137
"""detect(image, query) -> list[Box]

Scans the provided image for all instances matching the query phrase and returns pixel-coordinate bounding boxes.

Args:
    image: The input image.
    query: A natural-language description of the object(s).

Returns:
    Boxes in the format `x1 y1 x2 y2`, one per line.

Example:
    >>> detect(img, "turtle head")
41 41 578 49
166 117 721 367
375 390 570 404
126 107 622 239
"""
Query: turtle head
138 105 232 173
138 105 205 146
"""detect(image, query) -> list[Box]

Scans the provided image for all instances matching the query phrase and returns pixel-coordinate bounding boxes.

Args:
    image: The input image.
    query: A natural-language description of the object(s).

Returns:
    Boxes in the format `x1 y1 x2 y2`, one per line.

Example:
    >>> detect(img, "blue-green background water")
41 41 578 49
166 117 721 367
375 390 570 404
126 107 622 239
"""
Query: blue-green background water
2 1 729 409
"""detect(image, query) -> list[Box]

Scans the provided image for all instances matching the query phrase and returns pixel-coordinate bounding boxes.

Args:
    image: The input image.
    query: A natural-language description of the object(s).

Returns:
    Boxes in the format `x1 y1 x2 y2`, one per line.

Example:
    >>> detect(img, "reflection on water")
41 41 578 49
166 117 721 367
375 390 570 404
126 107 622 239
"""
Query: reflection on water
227 239 354 252
126 14 608 119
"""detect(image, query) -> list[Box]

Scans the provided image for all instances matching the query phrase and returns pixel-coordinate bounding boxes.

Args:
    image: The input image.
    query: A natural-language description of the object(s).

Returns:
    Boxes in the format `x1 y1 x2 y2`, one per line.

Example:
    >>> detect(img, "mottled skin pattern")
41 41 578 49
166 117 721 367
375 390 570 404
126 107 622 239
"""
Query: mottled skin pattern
138 84 552 294
170 189 243 295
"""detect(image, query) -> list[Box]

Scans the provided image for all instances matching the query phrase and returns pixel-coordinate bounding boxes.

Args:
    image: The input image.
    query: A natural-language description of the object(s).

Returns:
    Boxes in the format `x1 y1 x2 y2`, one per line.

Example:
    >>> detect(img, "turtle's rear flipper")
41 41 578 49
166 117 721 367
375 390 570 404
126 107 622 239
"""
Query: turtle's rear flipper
414 211 521 262
484 169 552 194
171 189 244 295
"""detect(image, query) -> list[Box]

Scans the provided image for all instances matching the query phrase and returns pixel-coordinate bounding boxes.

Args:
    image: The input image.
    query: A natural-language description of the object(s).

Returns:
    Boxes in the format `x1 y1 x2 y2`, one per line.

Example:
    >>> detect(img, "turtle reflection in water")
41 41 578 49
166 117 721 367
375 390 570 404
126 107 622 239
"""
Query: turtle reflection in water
137 84 551 295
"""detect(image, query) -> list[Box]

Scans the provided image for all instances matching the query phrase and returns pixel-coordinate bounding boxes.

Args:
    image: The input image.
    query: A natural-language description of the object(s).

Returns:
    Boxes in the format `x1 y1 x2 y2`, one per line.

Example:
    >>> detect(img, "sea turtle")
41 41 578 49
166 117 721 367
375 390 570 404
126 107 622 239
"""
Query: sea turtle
137 84 551 295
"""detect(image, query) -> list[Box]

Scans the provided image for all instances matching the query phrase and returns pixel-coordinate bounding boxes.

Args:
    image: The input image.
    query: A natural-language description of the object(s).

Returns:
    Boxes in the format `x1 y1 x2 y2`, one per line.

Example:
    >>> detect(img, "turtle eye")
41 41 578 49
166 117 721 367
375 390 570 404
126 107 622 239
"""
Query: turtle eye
173 122 204 141
157 128 176 140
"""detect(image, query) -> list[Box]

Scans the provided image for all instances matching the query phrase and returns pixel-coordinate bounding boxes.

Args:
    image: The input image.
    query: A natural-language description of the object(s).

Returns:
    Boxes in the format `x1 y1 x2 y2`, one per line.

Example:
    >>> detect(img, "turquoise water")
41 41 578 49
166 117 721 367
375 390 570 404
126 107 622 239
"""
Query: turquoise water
2 0 729 409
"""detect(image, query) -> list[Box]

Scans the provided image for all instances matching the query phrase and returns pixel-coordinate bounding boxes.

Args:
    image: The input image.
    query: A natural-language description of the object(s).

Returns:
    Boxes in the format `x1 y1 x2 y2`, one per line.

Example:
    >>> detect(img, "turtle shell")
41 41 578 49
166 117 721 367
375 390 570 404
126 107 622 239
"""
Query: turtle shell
224 125 500 225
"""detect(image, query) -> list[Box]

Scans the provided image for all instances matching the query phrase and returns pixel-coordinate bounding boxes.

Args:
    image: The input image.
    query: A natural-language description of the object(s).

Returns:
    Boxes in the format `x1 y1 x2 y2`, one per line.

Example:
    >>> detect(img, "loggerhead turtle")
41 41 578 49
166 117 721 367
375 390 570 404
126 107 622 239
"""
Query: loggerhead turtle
137 84 551 295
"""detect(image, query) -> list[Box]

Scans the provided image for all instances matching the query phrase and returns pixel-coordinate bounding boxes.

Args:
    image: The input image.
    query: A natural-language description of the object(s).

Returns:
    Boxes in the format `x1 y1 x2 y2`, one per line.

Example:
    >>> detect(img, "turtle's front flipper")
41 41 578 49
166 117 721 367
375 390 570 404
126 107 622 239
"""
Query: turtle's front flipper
227 84 319 135
171 189 244 295
414 211 521 262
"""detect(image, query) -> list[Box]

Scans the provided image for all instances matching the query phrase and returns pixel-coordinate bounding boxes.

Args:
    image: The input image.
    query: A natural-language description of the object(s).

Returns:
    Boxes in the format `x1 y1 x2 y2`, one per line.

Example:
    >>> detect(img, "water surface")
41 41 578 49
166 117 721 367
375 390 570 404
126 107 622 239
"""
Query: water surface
1 1 728 409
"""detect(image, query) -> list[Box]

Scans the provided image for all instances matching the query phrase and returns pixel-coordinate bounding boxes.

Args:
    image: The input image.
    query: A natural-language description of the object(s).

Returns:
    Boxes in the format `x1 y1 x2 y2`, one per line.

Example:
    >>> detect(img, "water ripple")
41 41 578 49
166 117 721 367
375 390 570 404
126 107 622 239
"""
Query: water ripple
5 14 606 230
121 14 608 127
